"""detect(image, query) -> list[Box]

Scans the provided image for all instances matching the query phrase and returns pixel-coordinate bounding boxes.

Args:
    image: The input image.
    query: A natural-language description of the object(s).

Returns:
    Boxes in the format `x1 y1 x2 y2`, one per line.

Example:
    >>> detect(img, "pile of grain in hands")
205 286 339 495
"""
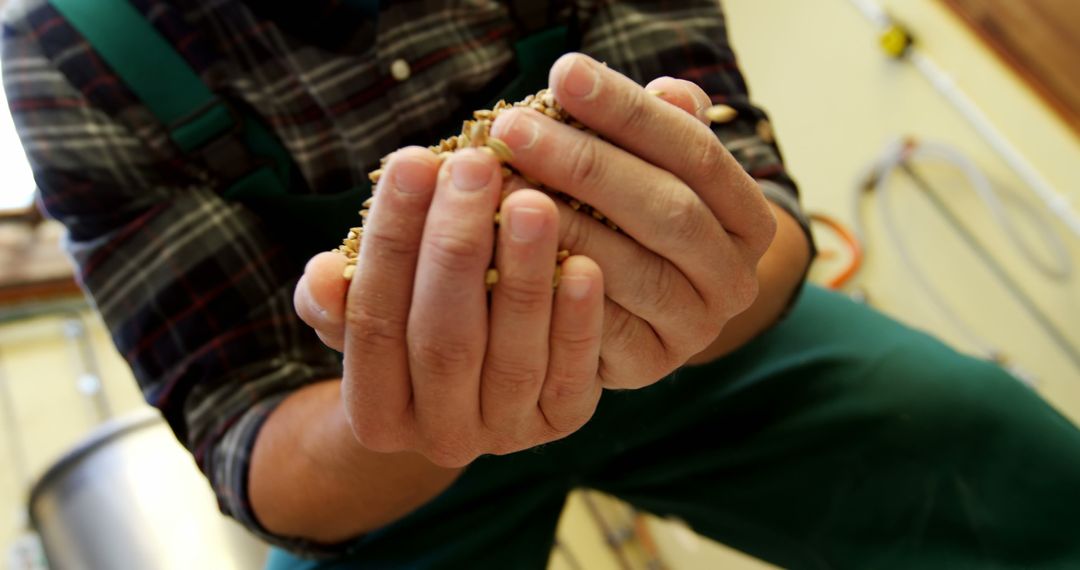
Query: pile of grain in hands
334 86 739 288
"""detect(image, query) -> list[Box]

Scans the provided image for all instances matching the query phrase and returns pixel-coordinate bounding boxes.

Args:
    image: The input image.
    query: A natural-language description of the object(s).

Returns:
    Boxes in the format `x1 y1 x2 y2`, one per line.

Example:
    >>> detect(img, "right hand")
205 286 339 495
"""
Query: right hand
295 148 606 467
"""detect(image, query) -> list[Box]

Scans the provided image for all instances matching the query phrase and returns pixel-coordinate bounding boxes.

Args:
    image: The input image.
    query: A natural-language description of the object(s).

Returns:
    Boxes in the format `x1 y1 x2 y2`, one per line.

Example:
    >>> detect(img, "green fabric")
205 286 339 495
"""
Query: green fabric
486 26 570 108
53 0 569 262
266 285 1080 569
51 0 223 151
225 113 295 199
51 0 294 199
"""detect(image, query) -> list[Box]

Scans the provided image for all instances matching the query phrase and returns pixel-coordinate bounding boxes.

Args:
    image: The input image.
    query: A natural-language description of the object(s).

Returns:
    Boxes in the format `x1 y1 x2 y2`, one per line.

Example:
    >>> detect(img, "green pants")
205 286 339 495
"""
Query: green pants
267 286 1080 569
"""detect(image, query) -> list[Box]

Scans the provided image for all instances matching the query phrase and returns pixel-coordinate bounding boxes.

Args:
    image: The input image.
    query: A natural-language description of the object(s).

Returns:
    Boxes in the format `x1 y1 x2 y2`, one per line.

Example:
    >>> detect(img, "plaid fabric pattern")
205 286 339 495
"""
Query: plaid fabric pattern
2 0 807 555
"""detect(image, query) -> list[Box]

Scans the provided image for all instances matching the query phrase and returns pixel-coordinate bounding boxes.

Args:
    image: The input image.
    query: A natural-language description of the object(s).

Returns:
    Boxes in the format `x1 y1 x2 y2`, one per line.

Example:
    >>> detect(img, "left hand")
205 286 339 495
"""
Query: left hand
487 53 777 387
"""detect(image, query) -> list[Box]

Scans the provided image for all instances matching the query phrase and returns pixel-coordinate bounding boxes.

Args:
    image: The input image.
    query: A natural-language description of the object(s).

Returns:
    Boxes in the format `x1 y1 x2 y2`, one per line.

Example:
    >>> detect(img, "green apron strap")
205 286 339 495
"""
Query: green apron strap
50 0 291 199
51 0 572 262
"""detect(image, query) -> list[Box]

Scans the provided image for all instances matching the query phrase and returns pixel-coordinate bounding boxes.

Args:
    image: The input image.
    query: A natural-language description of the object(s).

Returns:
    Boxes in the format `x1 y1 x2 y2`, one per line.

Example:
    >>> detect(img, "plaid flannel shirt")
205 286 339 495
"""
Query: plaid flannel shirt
2 0 809 555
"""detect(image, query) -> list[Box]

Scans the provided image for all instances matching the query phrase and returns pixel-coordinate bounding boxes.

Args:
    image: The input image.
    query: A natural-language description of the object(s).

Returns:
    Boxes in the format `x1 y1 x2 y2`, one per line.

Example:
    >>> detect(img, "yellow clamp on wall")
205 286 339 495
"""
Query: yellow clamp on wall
879 23 913 58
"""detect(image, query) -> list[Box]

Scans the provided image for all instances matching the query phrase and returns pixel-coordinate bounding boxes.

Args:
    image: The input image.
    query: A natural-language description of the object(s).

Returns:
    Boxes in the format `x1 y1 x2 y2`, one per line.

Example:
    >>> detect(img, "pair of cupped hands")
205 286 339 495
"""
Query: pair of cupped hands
294 53 776 468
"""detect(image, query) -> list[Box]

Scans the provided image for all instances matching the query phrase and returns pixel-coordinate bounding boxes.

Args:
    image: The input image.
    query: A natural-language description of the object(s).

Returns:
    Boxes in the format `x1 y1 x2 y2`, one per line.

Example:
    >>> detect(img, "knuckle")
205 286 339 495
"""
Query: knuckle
484 353 545 396
629 254 677 310
408 334 478 376
652 185 712 248
732 271 760 313
713 269 758 319
344 305 406 352
551 324 601 361
424 231 485 274
365 229 421 264
546 375 595 408
560 203 591 252
494 273 551 315
542 390 597 435
603 305 640 354
753 205 779 257
615 86 651 134
567 136 603 189
694 135 730 180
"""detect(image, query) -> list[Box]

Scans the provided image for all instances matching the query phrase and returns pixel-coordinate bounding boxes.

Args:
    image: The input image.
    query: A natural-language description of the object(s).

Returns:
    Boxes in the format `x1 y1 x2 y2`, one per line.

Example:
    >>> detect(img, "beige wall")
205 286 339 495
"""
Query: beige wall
727 0 1080 424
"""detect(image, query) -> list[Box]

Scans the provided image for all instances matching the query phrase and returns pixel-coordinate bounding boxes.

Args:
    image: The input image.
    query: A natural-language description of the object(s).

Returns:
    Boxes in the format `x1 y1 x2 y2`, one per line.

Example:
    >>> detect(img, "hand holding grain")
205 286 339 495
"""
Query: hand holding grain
488 53 776 386
294 53 775 466
297 148 605 468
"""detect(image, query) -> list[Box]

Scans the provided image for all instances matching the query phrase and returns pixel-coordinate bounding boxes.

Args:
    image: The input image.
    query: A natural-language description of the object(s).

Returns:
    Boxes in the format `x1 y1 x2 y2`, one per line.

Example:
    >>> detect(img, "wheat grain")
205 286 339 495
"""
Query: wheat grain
337 86 625 290
705 104 737 124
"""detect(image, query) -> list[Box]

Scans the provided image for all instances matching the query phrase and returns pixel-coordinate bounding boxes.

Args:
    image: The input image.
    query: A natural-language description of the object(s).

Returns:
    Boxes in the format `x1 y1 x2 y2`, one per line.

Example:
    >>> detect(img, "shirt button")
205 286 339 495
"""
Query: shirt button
390 59 411 81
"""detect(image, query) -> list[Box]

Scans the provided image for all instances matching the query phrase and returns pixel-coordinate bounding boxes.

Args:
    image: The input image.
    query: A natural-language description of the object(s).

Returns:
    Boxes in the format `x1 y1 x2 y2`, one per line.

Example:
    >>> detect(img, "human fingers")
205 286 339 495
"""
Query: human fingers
539 254 604 431
342 146 439 451
481 189 559 440
549 53 775 258
491 107 737 309
552 199 710 373
408 149 503 466
294 252 349 351
643 76 711 126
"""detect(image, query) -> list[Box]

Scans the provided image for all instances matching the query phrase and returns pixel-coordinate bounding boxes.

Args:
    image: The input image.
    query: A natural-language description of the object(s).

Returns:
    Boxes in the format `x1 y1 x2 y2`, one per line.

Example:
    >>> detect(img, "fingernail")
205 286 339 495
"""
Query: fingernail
393 158 432 194
451 155 495 192
496 111 539 151
299 280 329 319
559 275 591 301
679 83 710 122
508 207 546 242
563 57 599 100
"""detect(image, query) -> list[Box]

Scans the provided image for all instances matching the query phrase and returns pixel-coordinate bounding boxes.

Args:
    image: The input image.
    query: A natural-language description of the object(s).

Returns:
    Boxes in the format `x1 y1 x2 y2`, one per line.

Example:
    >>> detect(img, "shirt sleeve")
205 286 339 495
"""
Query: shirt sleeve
572 0 817 262
2 11 345 555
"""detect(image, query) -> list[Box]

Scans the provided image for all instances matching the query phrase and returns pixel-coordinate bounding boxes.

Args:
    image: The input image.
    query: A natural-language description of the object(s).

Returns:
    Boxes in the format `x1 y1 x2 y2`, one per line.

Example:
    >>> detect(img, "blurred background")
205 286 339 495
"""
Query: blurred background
1 0 1078 568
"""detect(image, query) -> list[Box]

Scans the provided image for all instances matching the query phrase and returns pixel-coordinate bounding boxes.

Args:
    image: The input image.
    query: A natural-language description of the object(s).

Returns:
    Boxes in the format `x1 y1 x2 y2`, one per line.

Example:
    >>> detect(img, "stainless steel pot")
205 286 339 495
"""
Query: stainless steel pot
28 409 269 570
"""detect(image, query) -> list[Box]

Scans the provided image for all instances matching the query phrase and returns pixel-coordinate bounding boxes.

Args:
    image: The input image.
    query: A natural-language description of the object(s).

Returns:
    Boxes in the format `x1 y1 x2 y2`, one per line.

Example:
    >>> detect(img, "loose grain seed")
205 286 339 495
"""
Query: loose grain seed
647 89 665 97
341 86 630 290
705 104 738 124
486 137 514 163
343 265 356 280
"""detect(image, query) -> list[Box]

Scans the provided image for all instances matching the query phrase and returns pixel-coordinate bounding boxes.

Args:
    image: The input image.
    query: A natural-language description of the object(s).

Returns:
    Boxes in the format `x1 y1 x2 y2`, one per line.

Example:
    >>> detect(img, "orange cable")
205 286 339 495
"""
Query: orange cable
809 213 863 290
